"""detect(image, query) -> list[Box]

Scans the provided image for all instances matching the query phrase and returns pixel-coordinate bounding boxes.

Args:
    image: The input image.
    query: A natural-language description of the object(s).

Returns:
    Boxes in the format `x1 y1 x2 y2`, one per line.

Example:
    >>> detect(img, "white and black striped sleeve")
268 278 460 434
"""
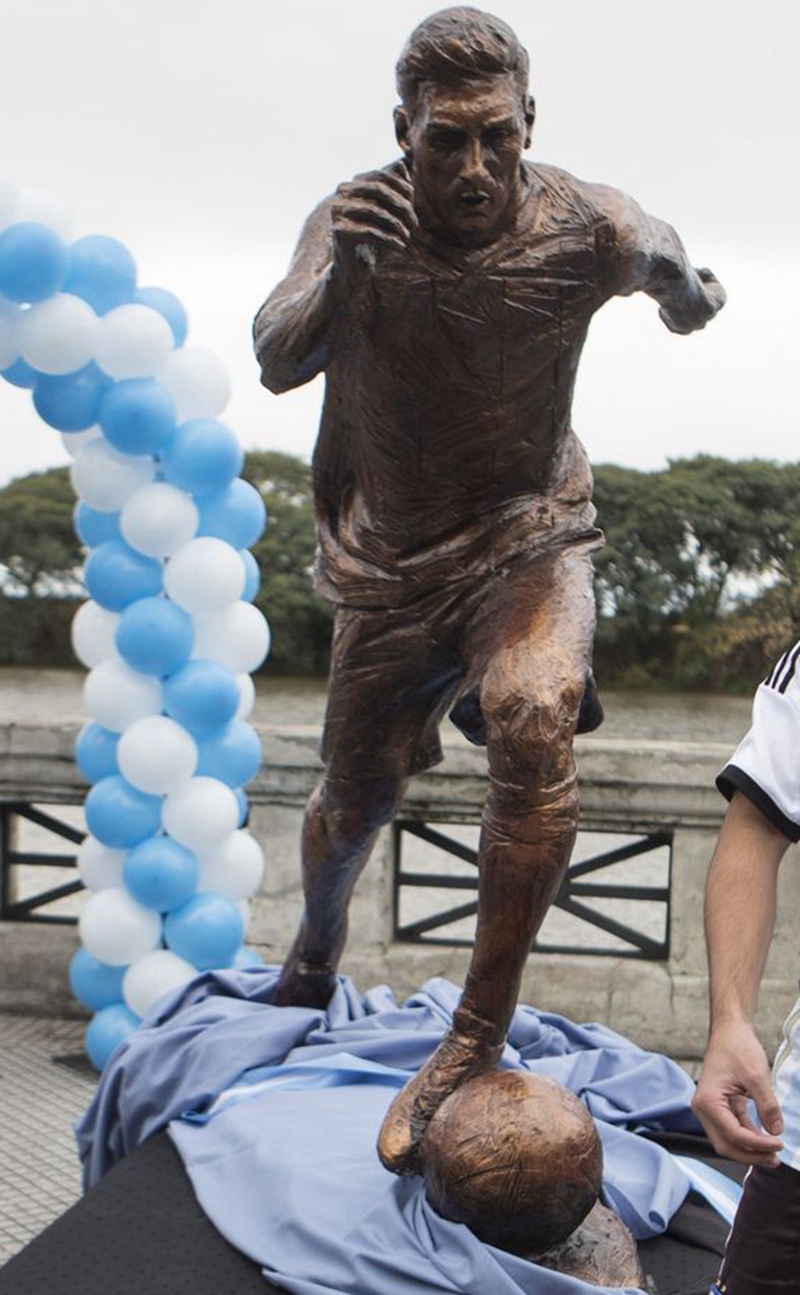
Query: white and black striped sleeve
716 641 800 842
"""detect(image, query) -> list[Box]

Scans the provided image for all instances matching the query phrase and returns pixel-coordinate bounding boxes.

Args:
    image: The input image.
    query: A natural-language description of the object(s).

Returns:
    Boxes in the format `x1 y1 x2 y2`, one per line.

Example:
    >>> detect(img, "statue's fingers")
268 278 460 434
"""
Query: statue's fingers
333 204 411 243
333 218 407 253
336 182 415 228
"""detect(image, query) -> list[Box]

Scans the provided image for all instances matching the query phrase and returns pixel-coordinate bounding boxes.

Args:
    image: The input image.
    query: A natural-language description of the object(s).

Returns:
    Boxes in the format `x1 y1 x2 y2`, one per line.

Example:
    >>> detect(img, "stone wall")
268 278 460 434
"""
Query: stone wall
1 721 798 1059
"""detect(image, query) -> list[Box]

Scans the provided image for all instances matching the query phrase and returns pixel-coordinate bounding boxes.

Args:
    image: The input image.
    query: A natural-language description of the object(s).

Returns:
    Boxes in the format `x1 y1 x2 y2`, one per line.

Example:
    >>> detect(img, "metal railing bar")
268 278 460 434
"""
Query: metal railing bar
568 883 670 901
567 833 671 878
396 898 479 939
4 880 84 914
8 803 85 845
396 872 479 890
398 933 654 959
6 851 79 868
554 896 666 956
398 822 479 866
2 909 80 926
533 940 652 960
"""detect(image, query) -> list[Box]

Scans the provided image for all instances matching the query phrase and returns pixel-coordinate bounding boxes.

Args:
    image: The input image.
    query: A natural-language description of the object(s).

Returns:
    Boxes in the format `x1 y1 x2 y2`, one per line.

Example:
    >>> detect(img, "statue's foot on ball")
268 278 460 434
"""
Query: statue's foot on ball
377 1022 504 1176
273 960 336 1009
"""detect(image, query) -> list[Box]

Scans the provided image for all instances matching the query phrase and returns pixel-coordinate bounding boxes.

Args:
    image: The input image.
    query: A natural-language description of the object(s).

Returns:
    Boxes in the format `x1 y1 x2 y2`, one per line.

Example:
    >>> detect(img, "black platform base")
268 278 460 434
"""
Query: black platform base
0 1131 741 1295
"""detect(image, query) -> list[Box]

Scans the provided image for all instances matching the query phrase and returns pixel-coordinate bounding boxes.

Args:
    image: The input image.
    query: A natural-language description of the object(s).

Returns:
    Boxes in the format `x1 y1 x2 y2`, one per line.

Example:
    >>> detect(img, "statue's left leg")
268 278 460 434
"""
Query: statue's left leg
377 545 596 1175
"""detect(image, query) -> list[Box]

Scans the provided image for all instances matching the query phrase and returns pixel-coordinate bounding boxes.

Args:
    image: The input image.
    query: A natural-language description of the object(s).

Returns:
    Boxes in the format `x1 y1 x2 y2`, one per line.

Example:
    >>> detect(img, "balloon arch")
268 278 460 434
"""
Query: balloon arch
0 169 270 1069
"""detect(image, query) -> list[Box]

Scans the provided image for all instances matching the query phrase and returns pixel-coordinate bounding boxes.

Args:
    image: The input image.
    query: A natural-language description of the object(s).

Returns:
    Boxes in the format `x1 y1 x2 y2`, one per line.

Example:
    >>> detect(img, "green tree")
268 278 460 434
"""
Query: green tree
663 456 800 622
0 467 82 596
243 451 333 675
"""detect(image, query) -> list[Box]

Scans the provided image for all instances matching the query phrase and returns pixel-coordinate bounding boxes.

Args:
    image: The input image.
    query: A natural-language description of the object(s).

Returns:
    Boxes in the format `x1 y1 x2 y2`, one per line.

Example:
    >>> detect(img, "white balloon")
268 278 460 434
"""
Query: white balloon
197 829 264 900
61 428 101 459
95 304 174 380
122 948 197 1018
71 601 120 668
192 603 271 674
18 294 99 375
17 187 72 239
117 715 198 795
0 297 21 369
157 346 231 421
0 167 20 232
162 776 239 853
164 537 245 614
79 887 162 966
83 656 163 732
121 482 199 558
71 438 156 512
77 836 126 891
236 673 256 720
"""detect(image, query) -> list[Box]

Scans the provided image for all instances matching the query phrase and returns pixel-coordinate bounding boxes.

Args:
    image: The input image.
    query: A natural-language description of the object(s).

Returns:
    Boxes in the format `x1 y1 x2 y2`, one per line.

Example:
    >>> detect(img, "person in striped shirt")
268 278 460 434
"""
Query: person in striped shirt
693 644 800 1292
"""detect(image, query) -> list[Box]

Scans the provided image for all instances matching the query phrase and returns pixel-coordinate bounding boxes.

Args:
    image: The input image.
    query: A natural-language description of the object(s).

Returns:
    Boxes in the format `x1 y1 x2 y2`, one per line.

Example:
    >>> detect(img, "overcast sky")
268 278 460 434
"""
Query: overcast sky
1 0 797 487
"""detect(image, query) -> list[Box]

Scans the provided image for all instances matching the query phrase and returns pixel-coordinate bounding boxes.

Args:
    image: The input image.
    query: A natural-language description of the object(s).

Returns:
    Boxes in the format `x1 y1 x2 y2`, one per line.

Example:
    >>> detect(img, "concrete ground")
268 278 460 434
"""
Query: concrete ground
0 1013 96 1266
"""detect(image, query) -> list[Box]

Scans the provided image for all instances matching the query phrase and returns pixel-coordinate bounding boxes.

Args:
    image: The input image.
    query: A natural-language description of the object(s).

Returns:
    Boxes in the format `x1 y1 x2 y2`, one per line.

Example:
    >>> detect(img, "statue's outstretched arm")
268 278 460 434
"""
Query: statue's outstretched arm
253 198 337 395
594 184 726 334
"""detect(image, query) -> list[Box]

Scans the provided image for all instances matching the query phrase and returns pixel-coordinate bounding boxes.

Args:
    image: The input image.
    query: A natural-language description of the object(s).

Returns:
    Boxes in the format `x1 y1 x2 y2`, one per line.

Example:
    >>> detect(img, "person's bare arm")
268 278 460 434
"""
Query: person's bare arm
692 791 789 1164
254 167 416 394
591 183 726 334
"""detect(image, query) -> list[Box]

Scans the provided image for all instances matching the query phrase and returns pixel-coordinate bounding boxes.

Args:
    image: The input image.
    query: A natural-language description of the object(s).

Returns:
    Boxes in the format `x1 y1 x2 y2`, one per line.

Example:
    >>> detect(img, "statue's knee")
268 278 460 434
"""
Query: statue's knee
310 774 402 855
484 678 583 780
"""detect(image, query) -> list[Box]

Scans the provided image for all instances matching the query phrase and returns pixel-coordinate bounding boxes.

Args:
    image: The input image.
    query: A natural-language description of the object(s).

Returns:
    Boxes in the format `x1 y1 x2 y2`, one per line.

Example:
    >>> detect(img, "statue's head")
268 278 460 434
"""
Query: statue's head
394 7 535 247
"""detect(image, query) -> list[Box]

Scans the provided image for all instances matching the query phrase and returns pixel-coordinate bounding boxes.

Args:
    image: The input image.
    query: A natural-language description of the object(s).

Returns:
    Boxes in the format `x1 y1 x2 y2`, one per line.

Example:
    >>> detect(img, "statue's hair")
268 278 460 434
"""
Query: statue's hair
396 7 530 111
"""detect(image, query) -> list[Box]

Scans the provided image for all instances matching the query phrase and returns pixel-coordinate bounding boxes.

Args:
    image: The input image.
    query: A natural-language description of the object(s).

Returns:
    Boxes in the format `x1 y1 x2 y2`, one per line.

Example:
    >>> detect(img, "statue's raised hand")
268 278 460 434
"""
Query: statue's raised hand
331 168 416 276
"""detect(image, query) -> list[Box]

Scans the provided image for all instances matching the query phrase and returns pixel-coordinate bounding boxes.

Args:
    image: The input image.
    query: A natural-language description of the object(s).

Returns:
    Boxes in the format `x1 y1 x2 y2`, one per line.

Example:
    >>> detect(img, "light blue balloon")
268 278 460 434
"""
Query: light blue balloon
75 721 120 784
98 378 177 456
84 539 163 612
84 775 163 849
2 358 39 389
232 945 264 969
161 418 244 497
197 478 267 549
34 364 111 432
74 502 122 548
116 596 193 677
69 947 126 1012
234 787 249 827
164 893 244 970
64 234 137 314
134 286 188 347
124 836 199 912
0 221 68 303
241 549 261 602
85 1003 140 1071
197 720 262 788
162 659 240 737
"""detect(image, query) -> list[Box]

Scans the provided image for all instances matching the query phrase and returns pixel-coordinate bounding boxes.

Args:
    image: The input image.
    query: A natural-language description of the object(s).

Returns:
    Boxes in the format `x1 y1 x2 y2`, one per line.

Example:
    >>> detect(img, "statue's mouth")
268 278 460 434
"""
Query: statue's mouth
456 192 492 215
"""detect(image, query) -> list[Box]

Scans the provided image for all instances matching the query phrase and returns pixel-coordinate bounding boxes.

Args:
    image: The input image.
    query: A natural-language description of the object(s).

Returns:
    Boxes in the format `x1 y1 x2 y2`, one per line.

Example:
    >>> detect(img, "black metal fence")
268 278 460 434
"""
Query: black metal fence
393 819 672 959
0 802 84 924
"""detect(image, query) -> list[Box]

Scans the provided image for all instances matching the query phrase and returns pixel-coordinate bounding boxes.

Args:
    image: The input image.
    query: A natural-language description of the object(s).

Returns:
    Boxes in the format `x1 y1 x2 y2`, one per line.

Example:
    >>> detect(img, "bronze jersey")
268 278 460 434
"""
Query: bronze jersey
313 162 615 606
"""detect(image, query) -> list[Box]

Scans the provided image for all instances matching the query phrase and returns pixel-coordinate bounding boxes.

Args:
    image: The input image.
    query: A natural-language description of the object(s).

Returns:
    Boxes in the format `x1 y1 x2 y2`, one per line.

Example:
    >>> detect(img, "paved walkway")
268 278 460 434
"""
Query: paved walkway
0 1013 96 1265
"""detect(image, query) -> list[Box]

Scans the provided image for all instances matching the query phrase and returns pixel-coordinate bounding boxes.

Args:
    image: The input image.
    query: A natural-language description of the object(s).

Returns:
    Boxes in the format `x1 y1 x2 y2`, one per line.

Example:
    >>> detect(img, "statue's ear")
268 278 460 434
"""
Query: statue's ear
394 105 412 157
524 95 536 149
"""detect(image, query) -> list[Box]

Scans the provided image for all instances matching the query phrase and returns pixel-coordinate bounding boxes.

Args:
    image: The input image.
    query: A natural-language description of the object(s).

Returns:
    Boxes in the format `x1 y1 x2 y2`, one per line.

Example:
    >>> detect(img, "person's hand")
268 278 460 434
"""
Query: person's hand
331 168 416 277
692 1019 784 1165
660 267 726 333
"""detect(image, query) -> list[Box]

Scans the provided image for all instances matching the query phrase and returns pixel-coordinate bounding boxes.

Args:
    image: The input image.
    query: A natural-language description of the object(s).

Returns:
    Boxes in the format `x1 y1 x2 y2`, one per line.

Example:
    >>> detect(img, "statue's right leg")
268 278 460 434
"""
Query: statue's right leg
274 768 406 1008
273 601 459 1008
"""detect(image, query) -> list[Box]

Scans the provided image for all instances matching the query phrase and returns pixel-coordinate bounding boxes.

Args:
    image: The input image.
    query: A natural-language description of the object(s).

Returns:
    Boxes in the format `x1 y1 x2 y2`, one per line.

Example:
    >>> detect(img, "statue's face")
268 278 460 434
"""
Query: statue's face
398 72 528 247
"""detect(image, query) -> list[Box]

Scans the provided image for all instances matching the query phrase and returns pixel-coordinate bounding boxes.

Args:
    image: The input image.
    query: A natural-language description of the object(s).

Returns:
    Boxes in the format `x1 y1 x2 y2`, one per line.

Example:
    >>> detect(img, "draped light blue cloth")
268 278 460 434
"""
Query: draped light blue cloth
76 968 707 1295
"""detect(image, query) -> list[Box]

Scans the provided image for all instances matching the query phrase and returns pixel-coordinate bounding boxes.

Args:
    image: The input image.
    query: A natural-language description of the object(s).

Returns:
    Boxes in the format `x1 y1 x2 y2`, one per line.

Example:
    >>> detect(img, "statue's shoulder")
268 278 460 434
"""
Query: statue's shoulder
524 162 617 224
